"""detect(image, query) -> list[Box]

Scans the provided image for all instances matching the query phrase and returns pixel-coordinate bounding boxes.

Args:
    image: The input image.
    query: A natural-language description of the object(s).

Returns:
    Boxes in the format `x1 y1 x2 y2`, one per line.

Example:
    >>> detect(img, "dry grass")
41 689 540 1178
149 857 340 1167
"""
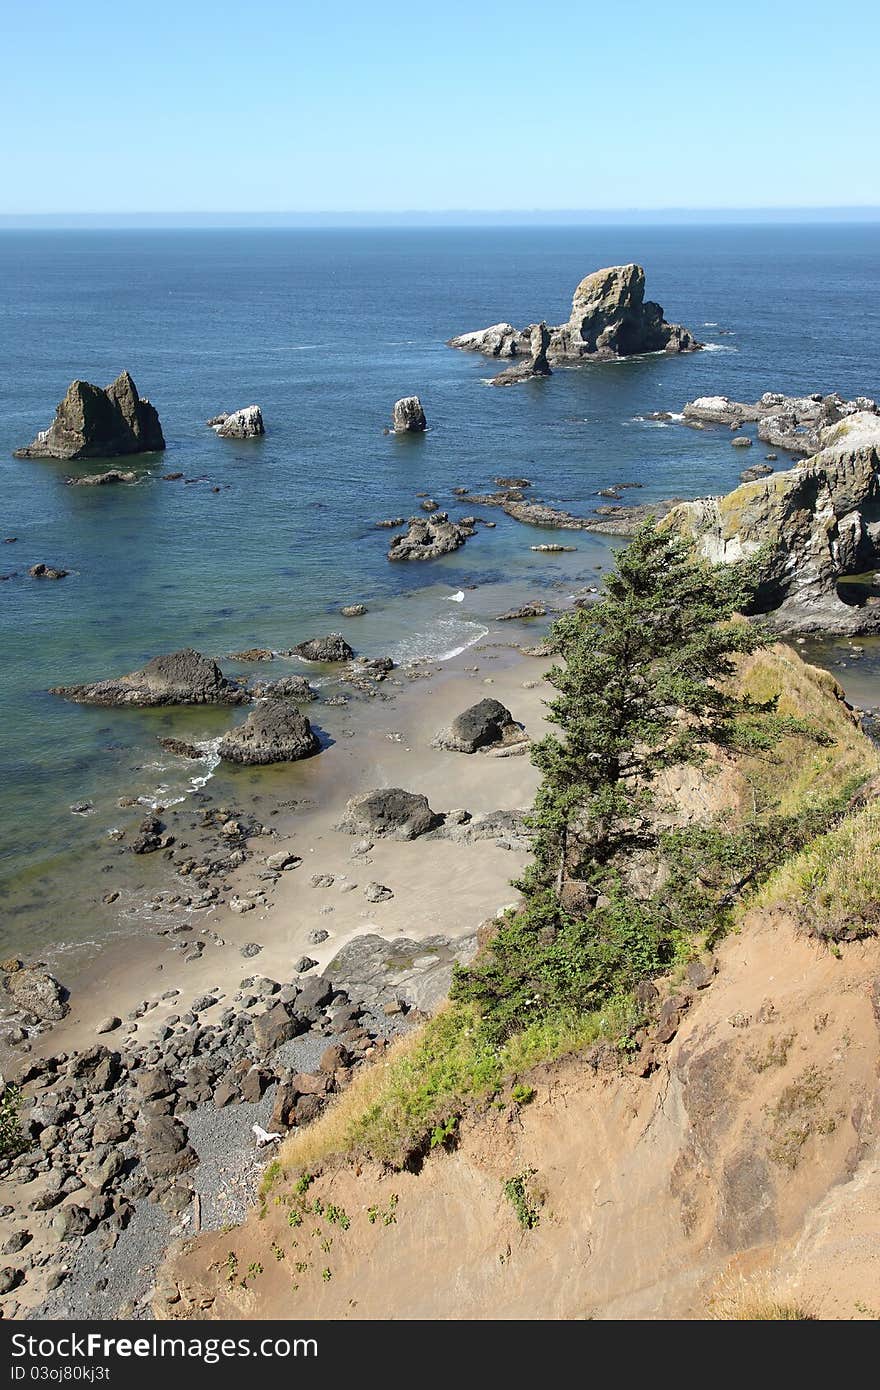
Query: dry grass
734 642 878 816
757 800 880 938
709 1275 818 1320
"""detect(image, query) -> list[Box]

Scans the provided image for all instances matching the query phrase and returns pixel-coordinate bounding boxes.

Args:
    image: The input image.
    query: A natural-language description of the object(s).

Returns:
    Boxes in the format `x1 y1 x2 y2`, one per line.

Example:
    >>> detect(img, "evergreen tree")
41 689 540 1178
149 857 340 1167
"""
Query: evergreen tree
453 523 768 1037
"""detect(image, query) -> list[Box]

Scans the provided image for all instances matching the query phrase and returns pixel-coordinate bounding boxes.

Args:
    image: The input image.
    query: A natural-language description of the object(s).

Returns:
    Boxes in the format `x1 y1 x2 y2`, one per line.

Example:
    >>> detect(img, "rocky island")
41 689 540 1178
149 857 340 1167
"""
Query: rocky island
448 264 701 364
14 371 165 460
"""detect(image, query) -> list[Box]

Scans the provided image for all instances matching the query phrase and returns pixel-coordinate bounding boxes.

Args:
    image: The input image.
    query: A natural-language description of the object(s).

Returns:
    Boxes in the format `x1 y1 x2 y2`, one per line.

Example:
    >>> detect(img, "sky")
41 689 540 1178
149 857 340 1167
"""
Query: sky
2 0 878 219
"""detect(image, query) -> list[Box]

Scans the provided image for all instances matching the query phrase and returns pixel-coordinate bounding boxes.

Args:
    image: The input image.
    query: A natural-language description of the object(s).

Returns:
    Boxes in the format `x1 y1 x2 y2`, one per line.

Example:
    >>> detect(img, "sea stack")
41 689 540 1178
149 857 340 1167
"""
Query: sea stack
391 396 427 433
14 371 165 460
491 322 552 385
207 406 265 438
448 264 702 364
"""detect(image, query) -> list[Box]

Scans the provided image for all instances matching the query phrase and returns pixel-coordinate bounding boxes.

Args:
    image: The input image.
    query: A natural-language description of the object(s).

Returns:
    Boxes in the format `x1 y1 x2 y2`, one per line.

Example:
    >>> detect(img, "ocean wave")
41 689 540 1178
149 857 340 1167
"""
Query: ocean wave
141 736 223 809
702 343 738 353
389 616 489 664
702 322 719 327
445 590 465 602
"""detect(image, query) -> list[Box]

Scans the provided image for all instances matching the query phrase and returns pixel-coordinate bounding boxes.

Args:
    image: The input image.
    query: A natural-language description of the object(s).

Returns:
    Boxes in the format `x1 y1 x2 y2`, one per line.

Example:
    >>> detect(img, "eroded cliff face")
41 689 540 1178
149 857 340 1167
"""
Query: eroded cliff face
155 908 880 1320
665 412 880 633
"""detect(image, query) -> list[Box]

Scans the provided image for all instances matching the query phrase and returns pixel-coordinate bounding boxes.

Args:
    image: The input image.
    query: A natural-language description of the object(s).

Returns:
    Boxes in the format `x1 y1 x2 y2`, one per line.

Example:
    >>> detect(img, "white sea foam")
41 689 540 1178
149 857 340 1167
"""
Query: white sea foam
142 736 223 809
389 616 489 665
445 590 465 602
702 322 719 327
702 342 737 353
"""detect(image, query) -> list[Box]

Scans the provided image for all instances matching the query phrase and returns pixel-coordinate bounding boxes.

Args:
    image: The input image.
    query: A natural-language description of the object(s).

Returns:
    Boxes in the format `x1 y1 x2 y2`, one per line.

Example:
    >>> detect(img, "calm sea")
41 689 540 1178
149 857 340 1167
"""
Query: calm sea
1 224 879 957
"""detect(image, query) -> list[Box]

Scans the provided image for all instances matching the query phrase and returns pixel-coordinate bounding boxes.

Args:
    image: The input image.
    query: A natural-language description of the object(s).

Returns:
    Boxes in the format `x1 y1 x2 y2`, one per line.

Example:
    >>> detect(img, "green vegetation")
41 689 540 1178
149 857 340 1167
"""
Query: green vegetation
503 1170 542 1229
276 525 879 1175
758 799 880 938
0 1085 26 1161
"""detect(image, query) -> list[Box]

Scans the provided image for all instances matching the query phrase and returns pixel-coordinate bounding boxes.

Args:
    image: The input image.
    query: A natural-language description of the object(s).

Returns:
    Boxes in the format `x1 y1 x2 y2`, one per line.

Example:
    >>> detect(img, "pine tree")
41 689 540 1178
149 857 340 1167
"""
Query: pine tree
452 523 768 1036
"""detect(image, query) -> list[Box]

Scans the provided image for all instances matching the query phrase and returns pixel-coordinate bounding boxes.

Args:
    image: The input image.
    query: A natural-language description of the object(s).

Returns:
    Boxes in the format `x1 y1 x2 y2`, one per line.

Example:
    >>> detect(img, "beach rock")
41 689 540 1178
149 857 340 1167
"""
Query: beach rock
450 266 700 365
209 406 265 438
665 412 880 633
66 469 137 486
293 956 318 974
28 564 68 580
137 1115 197 1180
496 601 546 620
364 882 393 903
491 322 552 385
228 648 274 661
337 788 438 840
434 697 521 754
326 931 478 1014
340 604 367 616
731 435 752 448
252 1003 300 1053
387 513 475 561
249 675 317 701
95 1016 121 1035
51 1206 95 1242
49 648 247 707
4 967 68 1022
391 396 427 433
14 371 165 460
308 929 329 945
265 850 301 870
292 634 355 662
218 702 321 765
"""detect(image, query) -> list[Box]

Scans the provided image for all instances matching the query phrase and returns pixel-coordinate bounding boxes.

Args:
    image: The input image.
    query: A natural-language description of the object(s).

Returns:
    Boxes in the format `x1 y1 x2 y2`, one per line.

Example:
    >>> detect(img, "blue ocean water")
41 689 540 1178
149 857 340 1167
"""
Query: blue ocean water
1 223 878 953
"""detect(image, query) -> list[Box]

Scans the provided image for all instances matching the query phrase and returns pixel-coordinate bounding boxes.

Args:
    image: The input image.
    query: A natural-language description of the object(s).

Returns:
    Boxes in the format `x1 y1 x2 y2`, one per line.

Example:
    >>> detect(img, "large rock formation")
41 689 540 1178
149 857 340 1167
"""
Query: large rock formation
218 702 320 765
391 397 427 433
490 323 552 386
682 391 879 455
664 412 880 633
50 648 247 706
14 371 165 460
207 406 265 439
337 788 438 840
449 265 701 365
3 966 68 1022
433 698 524 753
388 513 476 560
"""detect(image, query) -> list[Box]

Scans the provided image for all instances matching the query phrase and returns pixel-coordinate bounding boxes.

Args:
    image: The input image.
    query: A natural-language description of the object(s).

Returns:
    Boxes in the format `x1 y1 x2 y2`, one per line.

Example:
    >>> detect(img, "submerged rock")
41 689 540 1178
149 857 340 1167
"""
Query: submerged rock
449 265 701 365
218 701 321 764
28 563 68 579
388 512 475 561
434 698 523 753
66 469 137 486
208 406 265 439
664 412 880 633
50 648 247 707
14 370 165 460
337 788 438 840
391 396 427 433
249 674 317 701
341 604 367 616
292 634 355 662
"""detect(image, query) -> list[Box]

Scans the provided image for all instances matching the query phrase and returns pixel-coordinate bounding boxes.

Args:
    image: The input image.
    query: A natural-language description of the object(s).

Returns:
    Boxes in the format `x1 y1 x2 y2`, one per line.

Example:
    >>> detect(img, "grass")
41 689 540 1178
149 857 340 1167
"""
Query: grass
756 800 880 939
276 998 631 1173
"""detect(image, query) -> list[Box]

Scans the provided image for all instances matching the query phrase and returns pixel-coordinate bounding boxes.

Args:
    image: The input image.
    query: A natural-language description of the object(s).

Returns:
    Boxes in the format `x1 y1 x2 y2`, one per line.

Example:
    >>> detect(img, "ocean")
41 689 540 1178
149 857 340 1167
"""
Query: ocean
1 222 879 960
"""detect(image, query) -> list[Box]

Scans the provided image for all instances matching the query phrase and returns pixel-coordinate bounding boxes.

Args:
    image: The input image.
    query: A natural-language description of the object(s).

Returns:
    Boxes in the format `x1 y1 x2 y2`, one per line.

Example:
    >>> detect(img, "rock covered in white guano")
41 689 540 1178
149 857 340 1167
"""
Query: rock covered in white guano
391 397 427 433
208 406 265 438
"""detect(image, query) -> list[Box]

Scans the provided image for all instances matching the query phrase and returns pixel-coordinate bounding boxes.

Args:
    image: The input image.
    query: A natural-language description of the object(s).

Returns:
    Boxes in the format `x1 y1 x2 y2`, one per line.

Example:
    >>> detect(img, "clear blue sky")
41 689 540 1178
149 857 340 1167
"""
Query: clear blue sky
3 0 878 215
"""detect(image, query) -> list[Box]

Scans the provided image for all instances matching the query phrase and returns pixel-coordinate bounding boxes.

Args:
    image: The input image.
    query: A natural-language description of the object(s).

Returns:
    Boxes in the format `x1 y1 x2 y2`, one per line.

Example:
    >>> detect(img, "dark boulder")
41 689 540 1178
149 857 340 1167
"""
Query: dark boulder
218 701 321 765
50 648 247 707
292 634 355 662
434 697 522 753
337 788 438 840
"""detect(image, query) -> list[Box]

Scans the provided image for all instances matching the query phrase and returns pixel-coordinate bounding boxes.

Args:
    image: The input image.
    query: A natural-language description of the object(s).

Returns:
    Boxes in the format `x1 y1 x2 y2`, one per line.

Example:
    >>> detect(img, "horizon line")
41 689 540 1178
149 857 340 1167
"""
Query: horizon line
1 205 879 230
